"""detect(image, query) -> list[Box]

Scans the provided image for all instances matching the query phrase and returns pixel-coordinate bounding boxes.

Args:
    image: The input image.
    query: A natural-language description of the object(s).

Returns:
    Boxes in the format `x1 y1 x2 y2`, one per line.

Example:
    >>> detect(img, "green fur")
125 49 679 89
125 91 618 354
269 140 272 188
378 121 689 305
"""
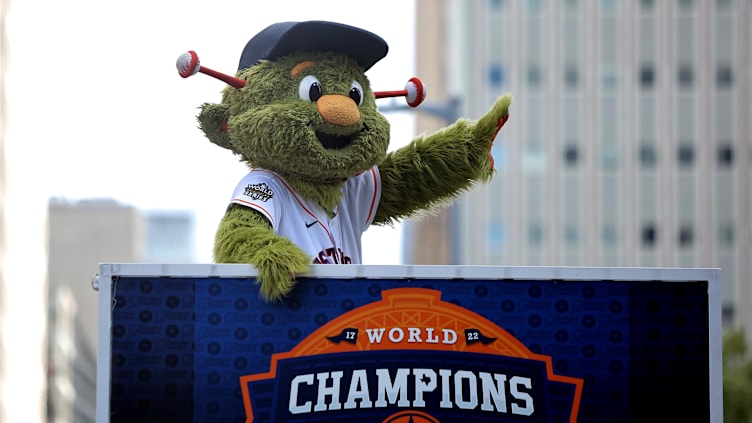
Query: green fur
202 45 512 302
214 205 310 301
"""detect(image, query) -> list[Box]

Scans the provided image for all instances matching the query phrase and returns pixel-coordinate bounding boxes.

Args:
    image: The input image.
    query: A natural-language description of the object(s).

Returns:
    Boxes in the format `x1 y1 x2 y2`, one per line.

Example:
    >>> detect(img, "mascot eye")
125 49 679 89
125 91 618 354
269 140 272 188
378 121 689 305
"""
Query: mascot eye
299 75 323 102
349 80 364 106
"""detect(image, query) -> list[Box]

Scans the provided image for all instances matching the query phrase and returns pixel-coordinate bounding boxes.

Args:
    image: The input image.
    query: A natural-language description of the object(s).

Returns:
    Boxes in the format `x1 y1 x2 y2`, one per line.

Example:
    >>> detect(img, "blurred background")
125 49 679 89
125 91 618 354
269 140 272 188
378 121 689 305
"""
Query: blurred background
2 0 751 421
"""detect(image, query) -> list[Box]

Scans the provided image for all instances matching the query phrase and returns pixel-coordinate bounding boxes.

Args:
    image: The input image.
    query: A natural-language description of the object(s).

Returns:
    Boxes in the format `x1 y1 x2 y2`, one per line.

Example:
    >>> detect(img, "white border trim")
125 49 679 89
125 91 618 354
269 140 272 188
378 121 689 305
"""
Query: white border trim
98 262 720 282
94 267 113 423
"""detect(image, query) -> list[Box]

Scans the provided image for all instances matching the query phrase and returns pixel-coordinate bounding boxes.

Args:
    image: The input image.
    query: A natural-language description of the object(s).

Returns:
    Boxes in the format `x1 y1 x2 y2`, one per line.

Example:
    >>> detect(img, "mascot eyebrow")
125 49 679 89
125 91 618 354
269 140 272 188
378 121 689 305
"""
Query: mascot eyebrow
291 61 315 76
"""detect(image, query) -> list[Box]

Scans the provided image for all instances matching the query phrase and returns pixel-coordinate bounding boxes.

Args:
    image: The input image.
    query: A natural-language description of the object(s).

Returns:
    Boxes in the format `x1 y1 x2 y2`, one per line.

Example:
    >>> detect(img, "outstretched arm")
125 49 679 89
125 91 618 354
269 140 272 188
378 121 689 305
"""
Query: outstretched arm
374 94 511 225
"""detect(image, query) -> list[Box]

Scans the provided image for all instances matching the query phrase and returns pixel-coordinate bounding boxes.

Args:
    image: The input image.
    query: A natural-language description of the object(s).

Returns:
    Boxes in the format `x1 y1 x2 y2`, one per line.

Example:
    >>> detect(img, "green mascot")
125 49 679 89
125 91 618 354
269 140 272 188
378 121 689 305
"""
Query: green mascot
177 21 511 301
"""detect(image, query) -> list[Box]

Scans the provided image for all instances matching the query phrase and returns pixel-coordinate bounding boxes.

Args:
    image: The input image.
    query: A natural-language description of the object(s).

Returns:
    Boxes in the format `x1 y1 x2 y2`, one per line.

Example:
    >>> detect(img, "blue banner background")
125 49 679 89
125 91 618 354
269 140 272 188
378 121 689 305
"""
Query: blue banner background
108 276 709 423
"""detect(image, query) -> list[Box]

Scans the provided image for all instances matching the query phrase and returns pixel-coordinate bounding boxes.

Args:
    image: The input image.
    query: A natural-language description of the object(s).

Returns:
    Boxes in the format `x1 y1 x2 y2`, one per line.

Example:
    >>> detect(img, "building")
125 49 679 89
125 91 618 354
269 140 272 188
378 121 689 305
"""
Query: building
144 209 198 264
407 0 751 336
47 287 96 423
46 198 145 423
46 198 197 422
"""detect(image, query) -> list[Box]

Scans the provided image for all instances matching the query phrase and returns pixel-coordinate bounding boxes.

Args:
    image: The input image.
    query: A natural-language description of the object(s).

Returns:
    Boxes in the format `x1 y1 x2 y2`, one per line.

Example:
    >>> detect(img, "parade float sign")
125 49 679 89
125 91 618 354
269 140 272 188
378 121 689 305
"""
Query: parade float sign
93 264 722 422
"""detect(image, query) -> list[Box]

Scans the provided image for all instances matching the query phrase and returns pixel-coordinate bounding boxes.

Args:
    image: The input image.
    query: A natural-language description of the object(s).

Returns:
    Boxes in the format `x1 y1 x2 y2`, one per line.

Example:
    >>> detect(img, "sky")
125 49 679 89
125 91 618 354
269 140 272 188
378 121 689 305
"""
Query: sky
6 0 418 264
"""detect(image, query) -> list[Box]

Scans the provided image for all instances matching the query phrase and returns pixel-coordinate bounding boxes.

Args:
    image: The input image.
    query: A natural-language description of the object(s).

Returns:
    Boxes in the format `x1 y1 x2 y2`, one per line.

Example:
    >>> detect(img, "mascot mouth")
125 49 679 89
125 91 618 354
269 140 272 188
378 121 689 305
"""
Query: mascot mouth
316 131 354 150
315 124 369 150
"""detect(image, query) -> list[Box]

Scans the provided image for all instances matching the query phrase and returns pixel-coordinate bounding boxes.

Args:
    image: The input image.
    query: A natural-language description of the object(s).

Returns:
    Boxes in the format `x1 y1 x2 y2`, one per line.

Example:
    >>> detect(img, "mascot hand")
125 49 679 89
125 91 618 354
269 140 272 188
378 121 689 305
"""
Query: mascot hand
471 94 512 169
252 238 311 301
214 207 311 302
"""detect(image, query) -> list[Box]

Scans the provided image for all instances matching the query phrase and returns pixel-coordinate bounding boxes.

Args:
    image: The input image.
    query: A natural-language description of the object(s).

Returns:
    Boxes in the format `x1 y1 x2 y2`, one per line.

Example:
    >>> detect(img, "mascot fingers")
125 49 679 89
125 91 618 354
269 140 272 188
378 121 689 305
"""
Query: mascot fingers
253 243 311 301
213 206 310 301
470 94 512 169
471 94 513 145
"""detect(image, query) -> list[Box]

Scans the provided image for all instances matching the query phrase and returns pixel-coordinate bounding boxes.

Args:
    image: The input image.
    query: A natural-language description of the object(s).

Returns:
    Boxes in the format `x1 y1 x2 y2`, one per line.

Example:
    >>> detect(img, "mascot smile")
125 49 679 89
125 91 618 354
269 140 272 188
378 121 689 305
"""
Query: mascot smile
178 21 512 301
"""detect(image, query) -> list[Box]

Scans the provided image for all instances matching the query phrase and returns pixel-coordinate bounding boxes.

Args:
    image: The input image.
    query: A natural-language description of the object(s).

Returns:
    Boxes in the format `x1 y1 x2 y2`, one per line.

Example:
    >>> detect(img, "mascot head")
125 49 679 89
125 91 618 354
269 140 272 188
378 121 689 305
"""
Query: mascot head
193 21 411 185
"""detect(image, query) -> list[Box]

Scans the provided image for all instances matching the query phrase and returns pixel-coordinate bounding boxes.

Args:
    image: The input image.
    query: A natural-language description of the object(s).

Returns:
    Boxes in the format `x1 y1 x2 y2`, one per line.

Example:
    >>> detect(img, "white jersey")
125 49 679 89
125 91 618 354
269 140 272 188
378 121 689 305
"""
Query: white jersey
228 167 381 264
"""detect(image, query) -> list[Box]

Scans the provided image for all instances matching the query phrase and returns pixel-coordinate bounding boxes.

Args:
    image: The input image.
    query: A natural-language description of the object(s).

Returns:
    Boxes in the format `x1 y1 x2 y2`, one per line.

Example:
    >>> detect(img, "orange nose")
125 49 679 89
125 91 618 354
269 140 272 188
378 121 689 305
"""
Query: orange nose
316 94 360 126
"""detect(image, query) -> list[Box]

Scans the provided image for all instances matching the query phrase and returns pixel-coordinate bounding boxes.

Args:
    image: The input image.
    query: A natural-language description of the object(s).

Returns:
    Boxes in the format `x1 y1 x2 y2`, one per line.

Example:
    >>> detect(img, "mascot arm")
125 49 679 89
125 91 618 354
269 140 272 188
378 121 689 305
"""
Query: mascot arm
374 94 511 224
213 205 311 301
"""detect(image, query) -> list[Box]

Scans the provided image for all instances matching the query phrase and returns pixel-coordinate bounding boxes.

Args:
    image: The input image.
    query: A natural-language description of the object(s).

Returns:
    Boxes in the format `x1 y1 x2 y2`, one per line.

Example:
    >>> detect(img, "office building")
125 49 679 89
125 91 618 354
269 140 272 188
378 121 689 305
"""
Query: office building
407 0 751 336
144 209 197 263
46 198 197 422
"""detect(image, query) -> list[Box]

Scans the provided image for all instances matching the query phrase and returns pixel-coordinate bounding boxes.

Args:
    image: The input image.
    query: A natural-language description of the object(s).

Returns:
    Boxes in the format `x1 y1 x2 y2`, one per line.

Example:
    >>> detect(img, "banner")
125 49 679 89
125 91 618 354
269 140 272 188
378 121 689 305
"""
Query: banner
101 266 717 422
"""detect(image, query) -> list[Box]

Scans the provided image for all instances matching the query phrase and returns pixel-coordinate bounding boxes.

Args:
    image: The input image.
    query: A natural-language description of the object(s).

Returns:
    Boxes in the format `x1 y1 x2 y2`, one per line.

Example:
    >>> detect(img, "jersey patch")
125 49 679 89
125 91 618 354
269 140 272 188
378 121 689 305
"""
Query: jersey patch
243 182 274 202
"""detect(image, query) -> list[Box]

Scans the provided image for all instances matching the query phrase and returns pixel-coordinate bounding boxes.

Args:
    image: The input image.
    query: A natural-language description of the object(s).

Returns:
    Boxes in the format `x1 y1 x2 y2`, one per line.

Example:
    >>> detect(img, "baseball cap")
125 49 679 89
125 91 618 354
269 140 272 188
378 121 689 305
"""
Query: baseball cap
237 21 389 72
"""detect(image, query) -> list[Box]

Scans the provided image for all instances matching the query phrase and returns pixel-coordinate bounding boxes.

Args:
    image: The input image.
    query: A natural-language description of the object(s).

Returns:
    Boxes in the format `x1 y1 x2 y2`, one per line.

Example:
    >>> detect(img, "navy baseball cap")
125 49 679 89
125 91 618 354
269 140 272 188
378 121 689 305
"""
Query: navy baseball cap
237 21 389 72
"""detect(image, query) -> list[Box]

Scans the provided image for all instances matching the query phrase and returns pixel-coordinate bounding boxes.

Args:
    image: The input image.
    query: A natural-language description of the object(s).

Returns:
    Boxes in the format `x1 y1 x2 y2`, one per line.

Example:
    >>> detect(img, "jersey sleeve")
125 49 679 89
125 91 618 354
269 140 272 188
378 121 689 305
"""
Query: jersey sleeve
228 171 281 229
345 166 381 232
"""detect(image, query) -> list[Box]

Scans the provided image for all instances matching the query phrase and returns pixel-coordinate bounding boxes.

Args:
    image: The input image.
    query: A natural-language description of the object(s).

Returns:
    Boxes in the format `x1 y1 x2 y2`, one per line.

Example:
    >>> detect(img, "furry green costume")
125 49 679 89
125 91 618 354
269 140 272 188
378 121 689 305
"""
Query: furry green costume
196 21 511 301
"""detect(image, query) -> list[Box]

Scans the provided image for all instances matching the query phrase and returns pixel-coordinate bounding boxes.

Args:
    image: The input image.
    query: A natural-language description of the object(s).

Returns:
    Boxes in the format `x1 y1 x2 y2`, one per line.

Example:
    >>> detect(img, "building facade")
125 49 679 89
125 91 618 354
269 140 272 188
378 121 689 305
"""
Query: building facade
408 0 751 334
46 198 197 422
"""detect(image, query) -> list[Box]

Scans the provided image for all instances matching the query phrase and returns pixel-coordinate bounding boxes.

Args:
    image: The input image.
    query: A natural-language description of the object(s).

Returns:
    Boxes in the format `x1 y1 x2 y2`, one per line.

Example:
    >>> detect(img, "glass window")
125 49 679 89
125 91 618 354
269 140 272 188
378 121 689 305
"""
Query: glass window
638 18 656 62
676 16 694 63
600 16 618 64
563 173 580 222
677 143 694 168
722 304 735 326
600 144 619 170
640 0 654 10
528 223 544 246
677 0 694 10
562 96 581 140
718 223 735 247
601 67 618 91
600 95 618 139
564 144 579 166
676 95 695 140
488 63 504 86
677 174 695 221
487 222 505 250
602 225 618 246
492 144 507 169
564 225 579 246
564 66 579 89
527 0 544 13
714 17 733 63
716 65 733 88
715 0 731 9
527 65 542 88
677 65 693 88
639 65 655 89
717 144 734 167
714 95 733 140
488 0 504 10
601 0 617 11
524 143 546 173
678 224 694 248
641 223 657 247
639 96 656 140
639 143 657 168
